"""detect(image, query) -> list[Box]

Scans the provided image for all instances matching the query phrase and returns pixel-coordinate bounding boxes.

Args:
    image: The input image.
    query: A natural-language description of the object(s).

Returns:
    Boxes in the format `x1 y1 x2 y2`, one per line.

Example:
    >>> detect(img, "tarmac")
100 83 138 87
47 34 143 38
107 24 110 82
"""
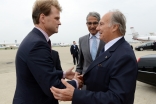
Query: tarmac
0 43 156 104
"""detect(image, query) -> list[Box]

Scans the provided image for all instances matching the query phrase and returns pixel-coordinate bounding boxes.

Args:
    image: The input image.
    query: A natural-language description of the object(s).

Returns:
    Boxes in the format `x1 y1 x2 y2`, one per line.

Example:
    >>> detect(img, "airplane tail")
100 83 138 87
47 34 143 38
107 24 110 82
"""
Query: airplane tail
130 27 139 39
149 32 156 36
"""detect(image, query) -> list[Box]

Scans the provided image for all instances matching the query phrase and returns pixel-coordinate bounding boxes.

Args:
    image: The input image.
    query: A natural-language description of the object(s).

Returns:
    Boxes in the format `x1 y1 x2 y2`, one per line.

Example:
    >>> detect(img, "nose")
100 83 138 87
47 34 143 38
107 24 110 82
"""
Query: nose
90 24 95 28
58 20 61 25
96 25 99 31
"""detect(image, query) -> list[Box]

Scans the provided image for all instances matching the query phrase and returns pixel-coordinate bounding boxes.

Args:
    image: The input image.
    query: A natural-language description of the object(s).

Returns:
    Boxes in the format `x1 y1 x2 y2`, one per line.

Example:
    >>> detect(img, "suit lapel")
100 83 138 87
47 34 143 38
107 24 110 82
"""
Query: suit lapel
86 34 93 61
96 40 105 58
32 28 52 53
32 28 47 42
85 51 112 74
84 37 126 74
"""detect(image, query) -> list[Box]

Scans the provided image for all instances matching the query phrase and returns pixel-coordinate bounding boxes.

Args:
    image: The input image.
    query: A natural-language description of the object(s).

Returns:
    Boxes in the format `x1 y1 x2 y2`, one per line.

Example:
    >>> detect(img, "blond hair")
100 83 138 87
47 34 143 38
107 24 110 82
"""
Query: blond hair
32 0 62 24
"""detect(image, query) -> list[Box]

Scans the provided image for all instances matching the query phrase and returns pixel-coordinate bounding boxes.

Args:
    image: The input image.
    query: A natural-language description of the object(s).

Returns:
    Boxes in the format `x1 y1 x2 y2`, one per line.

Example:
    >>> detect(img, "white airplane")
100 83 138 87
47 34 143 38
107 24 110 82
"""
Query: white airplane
130 27 156 42
0 44 6 49
0 43 20 49
149 32 156 36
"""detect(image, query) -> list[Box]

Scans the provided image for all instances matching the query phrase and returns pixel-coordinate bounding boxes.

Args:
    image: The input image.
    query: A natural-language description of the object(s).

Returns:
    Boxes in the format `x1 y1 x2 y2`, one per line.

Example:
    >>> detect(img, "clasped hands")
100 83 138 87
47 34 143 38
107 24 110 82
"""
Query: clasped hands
50 67 83 101
64 67 83 88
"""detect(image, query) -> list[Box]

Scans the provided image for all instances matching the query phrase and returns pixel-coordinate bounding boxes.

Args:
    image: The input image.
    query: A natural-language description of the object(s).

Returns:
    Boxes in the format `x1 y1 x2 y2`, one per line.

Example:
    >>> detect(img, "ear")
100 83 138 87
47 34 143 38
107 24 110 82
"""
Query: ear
39 13 45 24
112 24 119 32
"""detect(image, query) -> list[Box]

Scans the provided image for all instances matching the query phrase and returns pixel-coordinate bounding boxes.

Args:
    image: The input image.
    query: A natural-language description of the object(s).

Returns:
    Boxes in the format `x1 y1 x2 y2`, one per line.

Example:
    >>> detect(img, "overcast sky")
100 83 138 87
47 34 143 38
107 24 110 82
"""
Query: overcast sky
0 0 156 44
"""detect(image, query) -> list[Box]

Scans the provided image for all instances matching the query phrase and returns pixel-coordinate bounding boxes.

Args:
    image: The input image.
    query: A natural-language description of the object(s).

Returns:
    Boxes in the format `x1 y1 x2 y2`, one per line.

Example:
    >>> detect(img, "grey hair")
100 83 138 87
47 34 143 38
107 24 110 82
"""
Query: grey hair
86 12 100 22
109 10 126 36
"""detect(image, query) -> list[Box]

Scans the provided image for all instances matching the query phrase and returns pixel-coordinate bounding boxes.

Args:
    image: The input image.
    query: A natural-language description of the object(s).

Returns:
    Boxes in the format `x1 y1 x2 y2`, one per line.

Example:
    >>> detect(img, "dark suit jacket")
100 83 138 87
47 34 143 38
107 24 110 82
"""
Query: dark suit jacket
51 50 62 71
70 45 79 56
76 34 105 74
72 37 138 104
13 28 76 104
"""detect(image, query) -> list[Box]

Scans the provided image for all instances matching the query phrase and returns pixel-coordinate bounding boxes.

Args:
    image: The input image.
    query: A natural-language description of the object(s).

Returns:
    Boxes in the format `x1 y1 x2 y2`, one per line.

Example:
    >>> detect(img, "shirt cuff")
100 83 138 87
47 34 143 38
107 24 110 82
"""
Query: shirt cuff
63 71 66 78
63 72 78 88
73 79 79 88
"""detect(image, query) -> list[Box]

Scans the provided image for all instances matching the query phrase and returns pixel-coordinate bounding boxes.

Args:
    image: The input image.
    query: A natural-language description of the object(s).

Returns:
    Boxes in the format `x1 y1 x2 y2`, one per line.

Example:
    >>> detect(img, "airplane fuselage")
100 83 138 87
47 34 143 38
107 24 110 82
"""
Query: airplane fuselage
133 36 156 41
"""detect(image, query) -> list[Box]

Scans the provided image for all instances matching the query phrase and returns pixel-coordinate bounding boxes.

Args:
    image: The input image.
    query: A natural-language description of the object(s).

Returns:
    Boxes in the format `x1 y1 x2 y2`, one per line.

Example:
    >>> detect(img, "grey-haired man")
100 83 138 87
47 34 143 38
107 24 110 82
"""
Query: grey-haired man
76 12 105 90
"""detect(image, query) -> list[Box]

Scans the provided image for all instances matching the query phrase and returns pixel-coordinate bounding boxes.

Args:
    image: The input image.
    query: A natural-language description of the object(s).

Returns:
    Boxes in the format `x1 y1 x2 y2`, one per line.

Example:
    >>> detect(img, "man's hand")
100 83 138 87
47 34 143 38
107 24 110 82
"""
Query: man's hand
74 72 84 88
65 67 75 80
50 79 74 101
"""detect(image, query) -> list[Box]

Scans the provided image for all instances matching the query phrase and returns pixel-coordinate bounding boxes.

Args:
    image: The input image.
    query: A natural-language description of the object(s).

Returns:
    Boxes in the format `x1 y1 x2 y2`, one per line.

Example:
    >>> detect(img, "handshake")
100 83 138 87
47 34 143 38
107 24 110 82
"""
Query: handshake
64 67 84 88
50 67 84 101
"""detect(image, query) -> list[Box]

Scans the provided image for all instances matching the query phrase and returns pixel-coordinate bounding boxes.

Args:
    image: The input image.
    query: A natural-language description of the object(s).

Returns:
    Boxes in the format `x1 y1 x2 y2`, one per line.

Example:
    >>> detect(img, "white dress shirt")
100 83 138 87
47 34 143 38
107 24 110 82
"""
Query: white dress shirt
105 36 123 51
35 27 49 42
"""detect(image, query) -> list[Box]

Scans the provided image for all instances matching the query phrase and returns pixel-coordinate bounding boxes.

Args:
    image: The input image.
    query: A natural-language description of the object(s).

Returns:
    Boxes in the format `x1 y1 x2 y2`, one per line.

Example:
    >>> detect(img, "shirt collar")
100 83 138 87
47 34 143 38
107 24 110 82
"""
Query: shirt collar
35 27 50 42
105 36 123 51
89 32 100 39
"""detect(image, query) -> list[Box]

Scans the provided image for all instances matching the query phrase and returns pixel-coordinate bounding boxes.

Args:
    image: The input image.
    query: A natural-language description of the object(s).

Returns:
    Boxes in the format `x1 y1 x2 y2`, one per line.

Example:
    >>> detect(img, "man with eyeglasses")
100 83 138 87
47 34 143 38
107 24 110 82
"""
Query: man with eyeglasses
76 12 105 89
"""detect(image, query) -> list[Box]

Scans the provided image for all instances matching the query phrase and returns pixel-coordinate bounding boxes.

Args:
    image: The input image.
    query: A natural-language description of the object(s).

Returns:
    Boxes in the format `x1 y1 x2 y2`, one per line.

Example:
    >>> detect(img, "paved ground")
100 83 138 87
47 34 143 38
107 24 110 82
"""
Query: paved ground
0 43 156 104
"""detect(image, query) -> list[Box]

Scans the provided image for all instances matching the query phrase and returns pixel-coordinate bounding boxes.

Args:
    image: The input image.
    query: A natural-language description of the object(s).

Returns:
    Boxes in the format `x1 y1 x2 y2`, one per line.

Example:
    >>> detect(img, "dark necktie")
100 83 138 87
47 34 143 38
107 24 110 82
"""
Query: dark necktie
48 39 51 49
99 47 105 56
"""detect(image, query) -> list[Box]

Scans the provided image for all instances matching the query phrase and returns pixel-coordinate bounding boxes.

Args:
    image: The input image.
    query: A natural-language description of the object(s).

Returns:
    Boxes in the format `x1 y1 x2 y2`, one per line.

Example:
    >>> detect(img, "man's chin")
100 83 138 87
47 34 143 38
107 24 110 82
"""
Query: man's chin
90 30 98 34
54 30 58 33
91 32 98 35
51 31 58 36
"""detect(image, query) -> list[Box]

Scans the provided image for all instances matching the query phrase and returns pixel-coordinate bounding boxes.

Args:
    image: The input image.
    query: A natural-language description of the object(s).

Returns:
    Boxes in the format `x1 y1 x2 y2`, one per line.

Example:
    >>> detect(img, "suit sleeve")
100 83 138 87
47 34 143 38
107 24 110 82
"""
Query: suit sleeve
76 38 84 74
27 41 76 98
73 55 138 104
77 45 79 52
55 51 63 71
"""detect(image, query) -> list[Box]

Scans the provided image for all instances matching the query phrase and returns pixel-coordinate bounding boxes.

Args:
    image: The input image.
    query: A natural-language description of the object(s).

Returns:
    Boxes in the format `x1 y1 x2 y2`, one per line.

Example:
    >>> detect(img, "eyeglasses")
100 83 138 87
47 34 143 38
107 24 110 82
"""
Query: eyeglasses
86 22 99 25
